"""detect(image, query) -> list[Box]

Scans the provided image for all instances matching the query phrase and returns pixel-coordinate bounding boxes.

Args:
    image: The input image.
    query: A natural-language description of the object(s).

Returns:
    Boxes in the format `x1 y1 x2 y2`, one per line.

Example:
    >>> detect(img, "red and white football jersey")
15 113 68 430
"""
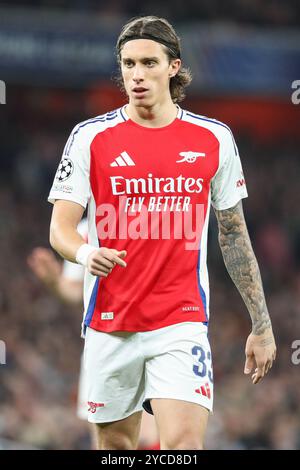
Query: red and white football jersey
49 105 248 335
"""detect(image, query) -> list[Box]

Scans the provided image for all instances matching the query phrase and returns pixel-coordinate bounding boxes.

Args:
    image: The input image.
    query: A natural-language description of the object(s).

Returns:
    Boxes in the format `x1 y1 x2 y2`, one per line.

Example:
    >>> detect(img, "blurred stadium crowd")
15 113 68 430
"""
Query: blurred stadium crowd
0 83 299 448
2 0 300 26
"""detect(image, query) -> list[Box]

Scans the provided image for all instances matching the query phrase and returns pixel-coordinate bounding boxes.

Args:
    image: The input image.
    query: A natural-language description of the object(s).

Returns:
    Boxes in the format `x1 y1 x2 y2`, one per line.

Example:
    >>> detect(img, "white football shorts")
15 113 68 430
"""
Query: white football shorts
77 351 88 421
83 321 213 423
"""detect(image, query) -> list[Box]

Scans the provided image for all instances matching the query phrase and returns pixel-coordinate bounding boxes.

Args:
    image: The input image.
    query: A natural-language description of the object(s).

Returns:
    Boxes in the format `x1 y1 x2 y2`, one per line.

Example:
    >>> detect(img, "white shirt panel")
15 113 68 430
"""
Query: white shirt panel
182 111 248 211
48 112 122 208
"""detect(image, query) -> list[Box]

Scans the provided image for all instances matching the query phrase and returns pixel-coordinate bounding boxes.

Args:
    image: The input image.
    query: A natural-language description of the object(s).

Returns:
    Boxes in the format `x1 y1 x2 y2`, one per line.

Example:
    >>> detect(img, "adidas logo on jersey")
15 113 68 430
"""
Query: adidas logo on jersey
110 152 135 167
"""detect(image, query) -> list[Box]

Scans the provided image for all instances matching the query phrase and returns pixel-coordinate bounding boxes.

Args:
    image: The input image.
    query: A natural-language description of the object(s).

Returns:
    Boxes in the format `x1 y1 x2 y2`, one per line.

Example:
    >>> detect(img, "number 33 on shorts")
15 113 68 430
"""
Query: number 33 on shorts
191 343 213 406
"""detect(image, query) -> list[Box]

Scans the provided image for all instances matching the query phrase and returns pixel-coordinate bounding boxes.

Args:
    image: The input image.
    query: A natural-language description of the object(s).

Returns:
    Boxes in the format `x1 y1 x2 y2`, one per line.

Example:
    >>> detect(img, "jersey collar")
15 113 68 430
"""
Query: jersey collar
119 104 183 123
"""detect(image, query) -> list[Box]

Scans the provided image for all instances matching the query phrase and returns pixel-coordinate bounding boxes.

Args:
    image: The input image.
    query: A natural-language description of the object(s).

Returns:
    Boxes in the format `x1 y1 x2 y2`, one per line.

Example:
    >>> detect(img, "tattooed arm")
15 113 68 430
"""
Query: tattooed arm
214 200 276 384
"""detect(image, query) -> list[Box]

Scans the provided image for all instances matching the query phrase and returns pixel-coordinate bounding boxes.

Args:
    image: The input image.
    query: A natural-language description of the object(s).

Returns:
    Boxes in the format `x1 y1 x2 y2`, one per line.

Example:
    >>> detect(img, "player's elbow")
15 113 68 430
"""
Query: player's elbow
49 227 56 252
49 219 60 253
49 202 64 253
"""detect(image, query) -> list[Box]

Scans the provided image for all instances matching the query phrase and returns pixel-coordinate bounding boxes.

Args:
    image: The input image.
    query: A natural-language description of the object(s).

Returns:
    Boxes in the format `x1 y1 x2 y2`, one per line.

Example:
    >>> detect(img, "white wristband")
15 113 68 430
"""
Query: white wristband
76 244 97 267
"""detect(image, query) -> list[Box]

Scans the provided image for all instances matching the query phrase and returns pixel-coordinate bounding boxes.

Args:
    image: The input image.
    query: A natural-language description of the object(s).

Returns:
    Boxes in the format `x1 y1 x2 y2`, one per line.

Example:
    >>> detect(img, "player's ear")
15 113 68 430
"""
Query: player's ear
169 58 181 77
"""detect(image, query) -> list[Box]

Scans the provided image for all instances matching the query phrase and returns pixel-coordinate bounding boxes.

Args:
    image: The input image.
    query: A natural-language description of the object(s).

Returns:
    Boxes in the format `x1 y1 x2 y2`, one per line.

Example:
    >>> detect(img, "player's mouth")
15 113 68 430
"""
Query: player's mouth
132 87 148 98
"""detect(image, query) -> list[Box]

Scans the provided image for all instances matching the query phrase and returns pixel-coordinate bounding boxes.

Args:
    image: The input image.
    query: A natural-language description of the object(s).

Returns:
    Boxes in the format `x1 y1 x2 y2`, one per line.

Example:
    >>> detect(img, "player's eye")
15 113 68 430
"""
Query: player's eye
145 60 156 67
124 61 134 68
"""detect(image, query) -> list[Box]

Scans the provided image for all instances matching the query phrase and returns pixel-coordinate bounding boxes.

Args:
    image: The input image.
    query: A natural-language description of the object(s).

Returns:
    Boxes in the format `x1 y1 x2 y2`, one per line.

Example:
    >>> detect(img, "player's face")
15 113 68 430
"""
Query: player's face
120 39 180 107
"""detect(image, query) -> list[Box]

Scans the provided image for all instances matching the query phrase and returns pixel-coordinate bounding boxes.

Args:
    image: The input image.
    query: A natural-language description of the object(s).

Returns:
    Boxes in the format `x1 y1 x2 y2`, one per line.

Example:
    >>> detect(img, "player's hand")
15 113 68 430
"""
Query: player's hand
27 247 61 285
87 247 127 277
244 327 276 384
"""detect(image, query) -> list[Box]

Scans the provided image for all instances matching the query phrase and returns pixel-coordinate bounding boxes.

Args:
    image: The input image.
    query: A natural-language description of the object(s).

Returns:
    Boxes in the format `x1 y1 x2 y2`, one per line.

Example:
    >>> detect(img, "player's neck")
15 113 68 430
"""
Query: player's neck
125 100 178 128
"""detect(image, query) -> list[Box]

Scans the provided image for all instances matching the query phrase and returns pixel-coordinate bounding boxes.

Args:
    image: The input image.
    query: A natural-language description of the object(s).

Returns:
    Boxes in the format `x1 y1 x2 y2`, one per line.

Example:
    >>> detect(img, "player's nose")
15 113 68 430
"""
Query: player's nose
132 65 144 81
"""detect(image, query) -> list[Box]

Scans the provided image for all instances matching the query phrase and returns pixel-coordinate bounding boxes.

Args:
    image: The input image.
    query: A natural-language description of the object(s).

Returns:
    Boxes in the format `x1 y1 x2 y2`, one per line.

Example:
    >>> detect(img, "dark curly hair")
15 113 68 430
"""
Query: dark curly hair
115 16 192 103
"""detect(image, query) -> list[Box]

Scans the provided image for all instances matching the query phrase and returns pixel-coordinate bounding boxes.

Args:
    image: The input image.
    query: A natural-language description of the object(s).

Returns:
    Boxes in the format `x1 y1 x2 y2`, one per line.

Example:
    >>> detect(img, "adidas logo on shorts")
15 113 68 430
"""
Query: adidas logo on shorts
195 382 211 399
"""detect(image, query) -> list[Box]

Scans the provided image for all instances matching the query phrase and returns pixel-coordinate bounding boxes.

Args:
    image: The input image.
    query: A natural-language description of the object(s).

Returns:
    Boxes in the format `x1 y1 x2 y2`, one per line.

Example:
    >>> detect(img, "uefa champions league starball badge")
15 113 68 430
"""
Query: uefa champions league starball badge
55 158 74 182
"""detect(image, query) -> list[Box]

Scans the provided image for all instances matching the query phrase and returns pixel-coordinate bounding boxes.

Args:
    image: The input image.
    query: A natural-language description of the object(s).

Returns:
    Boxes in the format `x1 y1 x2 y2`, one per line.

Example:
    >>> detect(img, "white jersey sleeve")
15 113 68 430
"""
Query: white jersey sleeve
61 218 88 281
48 124 91 208
211 128 248 210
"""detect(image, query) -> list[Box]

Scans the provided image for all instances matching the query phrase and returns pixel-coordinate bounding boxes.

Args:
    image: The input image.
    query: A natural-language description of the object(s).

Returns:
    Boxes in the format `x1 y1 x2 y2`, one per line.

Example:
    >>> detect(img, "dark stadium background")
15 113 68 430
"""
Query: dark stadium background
0 0 300 450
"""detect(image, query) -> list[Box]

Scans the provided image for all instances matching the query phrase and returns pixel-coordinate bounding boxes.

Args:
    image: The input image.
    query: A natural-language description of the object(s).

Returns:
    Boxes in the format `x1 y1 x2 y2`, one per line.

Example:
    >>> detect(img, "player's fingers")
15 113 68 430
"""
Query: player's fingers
98 249 127 267
92 257 115 270
99 255 125 268
253 375 260 384
253 374 263 384
28 251 43 265
244 355 255 374
252 369 261 384
110 249 127 258
90 262 111 274
258 361 266 375
253 363 265 384
30 247 46 257
33 248 53 261
267 358 273 373
89 266 110 277
268 359 274 370
111 255 127 268
89 258 111 271
90 250 117 268
107 250 127 267
265 359 273 375
27 256 44 274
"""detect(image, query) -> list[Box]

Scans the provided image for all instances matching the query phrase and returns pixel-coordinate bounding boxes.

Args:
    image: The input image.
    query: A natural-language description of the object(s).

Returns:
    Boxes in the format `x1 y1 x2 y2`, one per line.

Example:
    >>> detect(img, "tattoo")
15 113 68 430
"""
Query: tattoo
259 337 274 347
214 201 271 335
